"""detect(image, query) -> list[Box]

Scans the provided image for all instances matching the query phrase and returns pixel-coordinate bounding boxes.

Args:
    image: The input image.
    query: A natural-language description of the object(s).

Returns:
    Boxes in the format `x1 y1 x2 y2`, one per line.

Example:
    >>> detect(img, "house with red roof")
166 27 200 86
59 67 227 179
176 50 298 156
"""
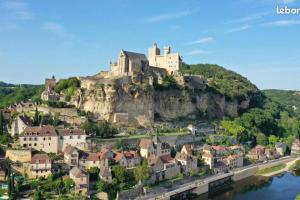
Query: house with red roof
28 153 52 179
113 150 140 169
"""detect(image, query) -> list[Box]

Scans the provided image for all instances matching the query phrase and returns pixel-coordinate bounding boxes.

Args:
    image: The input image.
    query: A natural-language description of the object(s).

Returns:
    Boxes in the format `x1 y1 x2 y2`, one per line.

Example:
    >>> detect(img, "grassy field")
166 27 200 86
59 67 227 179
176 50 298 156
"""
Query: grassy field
255 163 286 175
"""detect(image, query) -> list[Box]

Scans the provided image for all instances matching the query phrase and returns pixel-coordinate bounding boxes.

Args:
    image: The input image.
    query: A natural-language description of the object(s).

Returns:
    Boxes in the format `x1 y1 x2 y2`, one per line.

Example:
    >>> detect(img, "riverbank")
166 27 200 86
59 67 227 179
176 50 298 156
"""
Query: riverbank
257 158 300 177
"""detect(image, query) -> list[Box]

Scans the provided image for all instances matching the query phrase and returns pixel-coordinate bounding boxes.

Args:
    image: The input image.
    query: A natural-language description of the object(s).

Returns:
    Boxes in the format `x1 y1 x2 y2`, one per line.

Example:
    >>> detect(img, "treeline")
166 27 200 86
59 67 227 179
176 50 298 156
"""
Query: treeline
180 63 260 101
55 77 80 101
0 84 43 108
220 98 300 147
80 121 118 138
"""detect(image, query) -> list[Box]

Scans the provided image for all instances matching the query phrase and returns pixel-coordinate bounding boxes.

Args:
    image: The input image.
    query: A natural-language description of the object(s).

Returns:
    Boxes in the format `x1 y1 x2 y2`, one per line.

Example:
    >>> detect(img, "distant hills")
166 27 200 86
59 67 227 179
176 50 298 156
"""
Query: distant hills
263 89 300 112
0 82 43 108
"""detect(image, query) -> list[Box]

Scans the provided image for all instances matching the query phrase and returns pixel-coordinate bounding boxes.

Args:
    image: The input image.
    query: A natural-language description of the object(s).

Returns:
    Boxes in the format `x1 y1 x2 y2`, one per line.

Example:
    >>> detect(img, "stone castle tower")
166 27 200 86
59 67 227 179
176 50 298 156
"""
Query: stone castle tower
148 43 182 75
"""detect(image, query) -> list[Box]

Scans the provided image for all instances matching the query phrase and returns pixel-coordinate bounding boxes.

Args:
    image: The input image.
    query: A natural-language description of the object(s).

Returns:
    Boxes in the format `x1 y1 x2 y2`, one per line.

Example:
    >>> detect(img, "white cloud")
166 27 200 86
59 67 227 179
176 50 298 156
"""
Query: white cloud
2 0 32 20
147 10 192 23
188 37 214 45
281 0 296 4
42 23 65 35
228 12 269 24
227 25 250 33
185 49 210 56
265 20 300 26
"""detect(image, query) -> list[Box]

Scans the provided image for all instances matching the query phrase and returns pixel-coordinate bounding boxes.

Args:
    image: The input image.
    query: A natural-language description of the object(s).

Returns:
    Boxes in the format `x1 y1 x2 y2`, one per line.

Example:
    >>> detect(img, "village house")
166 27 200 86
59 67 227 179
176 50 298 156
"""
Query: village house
265 148 280 160
83 148 114 169
202 144 244 172
113 150 140 169
10 114 33 136
19 125 87 154
64 145 79 168
175 152 198 175
246 146 267 161
275 142 287 156
148 154 180 182
27 154 52 179
291 139 300 156
69 167 89 195
139 135 171 159
181 144 193 155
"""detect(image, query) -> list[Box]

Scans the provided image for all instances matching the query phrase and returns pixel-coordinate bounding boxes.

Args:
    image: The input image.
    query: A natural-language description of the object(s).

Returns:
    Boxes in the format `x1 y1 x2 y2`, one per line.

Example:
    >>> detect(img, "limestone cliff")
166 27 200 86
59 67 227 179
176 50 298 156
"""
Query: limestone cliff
75 69 257 128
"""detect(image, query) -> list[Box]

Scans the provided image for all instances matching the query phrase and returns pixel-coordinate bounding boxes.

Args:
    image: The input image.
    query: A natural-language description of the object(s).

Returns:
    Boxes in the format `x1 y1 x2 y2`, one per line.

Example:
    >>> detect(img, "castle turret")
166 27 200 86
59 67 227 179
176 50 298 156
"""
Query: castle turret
148 43 160 67
163 46 171 55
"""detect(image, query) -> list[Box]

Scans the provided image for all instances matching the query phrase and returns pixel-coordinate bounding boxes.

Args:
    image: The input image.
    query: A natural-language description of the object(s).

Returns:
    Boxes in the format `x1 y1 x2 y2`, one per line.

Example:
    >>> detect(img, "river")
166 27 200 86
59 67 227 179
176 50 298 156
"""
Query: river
197 171 300 200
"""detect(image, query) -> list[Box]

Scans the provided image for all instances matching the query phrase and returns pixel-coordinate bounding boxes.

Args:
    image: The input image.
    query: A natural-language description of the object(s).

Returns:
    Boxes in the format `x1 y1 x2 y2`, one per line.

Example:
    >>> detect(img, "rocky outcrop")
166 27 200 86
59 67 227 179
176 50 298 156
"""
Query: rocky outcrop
75 73 252 128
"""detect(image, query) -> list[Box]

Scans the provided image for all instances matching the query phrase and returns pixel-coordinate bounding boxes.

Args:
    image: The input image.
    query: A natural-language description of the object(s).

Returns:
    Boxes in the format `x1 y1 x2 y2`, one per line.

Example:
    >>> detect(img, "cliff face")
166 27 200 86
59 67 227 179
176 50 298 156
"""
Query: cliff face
75 78 252 128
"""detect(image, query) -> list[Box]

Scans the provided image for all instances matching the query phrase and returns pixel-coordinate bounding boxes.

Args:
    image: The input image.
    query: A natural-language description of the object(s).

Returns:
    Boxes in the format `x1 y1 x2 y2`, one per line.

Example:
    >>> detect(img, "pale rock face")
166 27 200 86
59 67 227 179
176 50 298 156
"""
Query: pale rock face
76 80 250 127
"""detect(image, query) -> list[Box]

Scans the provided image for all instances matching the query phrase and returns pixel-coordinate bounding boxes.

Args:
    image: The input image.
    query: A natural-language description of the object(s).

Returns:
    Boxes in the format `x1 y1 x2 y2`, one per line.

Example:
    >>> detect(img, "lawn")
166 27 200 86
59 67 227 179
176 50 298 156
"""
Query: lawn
255 164 286 175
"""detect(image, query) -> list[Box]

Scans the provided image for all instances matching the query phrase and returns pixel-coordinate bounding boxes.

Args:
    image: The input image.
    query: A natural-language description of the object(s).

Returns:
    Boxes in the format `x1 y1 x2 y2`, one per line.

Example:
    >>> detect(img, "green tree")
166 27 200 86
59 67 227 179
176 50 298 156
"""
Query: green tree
256 132 268 146
113 166 127 183
88 167 100 181
33 108 40 126
0 111 3 135
268 135 279 146
133 160 150 183
63 178 74 192
96 180 109 192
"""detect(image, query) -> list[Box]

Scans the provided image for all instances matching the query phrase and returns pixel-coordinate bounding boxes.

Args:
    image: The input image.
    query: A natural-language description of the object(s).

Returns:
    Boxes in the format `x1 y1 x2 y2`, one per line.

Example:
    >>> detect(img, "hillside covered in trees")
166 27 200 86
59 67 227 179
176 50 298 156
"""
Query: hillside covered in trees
0 84 43 108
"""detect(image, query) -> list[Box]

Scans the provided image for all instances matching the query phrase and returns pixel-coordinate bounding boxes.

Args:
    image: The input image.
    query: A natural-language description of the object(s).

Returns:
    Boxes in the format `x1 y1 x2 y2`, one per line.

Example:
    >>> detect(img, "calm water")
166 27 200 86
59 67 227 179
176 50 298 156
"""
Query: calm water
197 172 300 200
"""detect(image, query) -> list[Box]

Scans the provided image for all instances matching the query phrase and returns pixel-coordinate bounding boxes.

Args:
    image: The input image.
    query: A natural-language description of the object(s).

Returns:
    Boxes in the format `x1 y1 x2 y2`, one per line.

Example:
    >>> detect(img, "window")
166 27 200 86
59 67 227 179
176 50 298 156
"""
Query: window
43 137 46 141
49 137 51 140
49 143 51 146
70 136 73 139
34 143 37 146
24 138 27 141
78 135 81 139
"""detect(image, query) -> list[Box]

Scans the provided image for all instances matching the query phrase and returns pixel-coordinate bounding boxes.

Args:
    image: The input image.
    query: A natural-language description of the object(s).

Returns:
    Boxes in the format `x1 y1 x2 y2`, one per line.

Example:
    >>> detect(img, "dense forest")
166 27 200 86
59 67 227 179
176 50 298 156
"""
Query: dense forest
180 64 300 148
0 84 43 108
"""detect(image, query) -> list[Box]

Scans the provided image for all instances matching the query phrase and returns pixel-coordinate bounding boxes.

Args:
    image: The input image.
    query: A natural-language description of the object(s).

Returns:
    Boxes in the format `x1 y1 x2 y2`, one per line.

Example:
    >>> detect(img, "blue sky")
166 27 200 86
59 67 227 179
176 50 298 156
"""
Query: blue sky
0 0 299 90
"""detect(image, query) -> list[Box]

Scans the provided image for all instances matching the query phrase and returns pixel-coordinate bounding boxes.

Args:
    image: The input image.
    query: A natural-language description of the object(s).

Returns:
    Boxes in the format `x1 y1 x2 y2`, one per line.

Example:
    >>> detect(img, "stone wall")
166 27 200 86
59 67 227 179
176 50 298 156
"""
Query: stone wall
6 149 32 163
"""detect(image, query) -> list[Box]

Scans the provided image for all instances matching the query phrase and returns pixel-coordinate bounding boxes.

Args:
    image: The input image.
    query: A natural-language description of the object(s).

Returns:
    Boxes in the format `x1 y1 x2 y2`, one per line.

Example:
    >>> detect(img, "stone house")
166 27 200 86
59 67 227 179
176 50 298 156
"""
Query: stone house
148 154 180 182
246 146 267 161
291 139 300 156
175 152 198 175
202 152 214 169
181 144 193 155
224 154 243 169
69 167 89 195
275 142 287 156
19 125 87 154
28 154 52 179
20 125 59 153
113 150 140 169
64 145 79 168
10 114 33 136
83 148 114 169
139 135 171 159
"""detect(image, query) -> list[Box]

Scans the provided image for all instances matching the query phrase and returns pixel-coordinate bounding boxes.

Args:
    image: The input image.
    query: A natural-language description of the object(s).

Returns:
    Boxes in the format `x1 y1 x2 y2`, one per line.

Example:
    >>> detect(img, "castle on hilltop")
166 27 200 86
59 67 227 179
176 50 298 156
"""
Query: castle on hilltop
108 43 182 77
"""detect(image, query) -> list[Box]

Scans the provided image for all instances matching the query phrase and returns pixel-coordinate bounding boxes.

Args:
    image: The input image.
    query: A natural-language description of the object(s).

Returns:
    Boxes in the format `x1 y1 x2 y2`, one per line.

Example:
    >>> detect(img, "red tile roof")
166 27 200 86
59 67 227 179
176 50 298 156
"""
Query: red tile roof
22 125 58 137
31 154 51 164
70 167 87 178
57 129 86 136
